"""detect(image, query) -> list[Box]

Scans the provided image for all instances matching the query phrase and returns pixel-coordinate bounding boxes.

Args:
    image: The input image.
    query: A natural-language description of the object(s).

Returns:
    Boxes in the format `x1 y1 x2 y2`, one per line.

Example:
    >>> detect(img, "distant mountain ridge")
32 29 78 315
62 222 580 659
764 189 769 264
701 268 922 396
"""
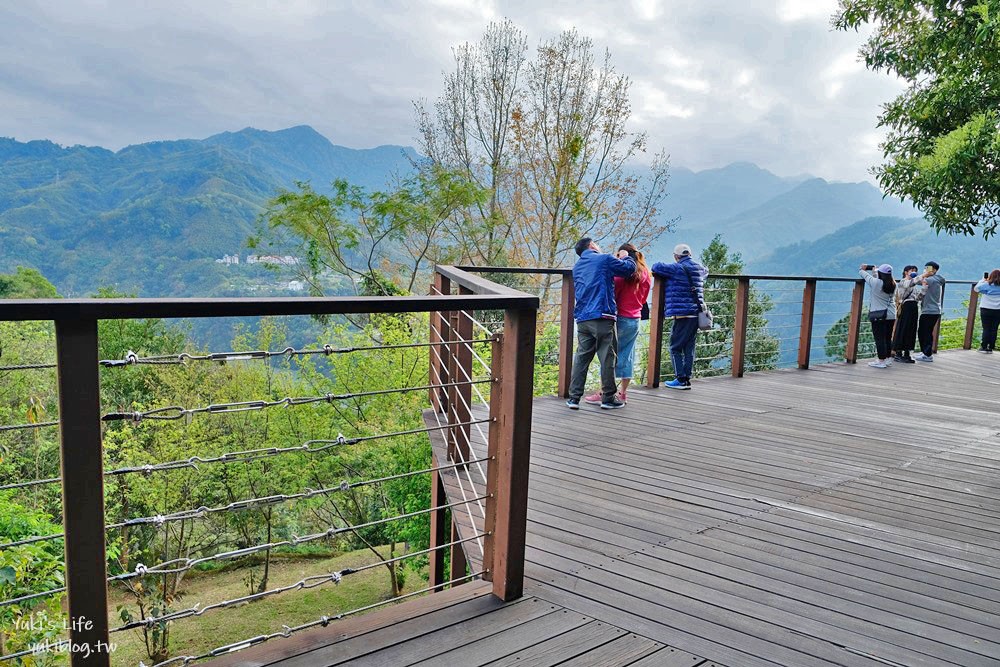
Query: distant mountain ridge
753 216 1000 281
0 127 416 295
656 163 916 262
0 125 985 299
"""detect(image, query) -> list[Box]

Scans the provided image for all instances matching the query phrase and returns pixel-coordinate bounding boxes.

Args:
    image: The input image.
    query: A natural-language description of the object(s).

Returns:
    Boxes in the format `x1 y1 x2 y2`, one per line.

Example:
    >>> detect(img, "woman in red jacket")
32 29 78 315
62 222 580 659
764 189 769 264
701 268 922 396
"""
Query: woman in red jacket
585 243 651 405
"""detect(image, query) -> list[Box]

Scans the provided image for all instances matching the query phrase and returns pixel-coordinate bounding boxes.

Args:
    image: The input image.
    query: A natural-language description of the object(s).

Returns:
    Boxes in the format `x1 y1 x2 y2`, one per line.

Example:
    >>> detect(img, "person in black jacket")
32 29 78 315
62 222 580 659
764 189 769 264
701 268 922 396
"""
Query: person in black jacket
892 265 920 363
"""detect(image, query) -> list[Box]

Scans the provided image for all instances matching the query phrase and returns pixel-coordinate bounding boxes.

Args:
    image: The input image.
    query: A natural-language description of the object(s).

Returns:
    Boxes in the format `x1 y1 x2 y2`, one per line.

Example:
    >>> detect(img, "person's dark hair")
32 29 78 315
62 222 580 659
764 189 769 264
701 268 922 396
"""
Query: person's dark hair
575 237 593 257
989 269 1000 286
903 265 918 275
877 270 895 294
925 260 940 271
617 243 650 284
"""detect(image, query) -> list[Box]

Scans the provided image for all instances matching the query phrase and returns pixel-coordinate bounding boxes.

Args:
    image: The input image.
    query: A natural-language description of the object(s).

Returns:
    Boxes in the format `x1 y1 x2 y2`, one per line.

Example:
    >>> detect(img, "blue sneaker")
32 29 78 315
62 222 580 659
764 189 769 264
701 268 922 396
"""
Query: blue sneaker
566 399 580 410
665 379 691 390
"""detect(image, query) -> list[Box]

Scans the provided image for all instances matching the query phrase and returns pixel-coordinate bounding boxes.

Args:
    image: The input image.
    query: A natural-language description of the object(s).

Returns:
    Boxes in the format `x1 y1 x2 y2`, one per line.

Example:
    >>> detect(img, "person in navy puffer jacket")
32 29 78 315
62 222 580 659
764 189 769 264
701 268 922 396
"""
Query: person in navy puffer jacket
566 237 637 410
651 244 707 390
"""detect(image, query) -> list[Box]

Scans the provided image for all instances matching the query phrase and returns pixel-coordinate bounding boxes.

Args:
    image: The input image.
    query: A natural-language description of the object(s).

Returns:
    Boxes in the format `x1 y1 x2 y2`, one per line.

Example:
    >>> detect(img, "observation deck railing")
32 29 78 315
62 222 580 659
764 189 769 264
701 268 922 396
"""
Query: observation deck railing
0 266 537 667
458 267 983 395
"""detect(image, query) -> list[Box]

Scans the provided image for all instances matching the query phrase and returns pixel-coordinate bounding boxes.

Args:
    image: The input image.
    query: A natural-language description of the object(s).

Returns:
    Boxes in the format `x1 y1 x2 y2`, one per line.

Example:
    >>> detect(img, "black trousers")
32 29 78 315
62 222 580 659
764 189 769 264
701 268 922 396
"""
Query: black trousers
870 318 894 360
892 301 918 354
917 313 941 356
981 307 1000 351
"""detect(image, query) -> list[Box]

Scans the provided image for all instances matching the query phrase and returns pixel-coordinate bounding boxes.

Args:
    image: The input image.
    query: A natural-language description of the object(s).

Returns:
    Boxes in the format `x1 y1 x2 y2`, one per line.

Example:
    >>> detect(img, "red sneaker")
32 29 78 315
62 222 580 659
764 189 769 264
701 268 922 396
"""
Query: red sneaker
583 392 602 405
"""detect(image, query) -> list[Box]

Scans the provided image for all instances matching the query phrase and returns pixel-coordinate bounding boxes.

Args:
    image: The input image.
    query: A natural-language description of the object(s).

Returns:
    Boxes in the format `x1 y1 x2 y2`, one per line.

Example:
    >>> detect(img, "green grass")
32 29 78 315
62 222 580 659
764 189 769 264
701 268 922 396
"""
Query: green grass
108 545 427 666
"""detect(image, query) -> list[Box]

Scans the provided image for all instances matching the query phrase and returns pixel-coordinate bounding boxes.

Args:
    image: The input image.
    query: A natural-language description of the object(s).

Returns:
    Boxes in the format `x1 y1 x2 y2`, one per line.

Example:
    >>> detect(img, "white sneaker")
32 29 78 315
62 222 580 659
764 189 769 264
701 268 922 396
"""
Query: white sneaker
914 353 933 362
885 357 893 366
868 360 888 368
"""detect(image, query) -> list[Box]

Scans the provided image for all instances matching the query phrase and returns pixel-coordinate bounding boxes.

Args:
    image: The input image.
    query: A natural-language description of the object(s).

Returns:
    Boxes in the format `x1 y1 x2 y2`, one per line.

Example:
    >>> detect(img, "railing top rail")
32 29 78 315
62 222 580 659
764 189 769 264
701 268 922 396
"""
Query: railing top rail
456 265 573 277
457 266 983 285
0 293 538 322
435 265 538 296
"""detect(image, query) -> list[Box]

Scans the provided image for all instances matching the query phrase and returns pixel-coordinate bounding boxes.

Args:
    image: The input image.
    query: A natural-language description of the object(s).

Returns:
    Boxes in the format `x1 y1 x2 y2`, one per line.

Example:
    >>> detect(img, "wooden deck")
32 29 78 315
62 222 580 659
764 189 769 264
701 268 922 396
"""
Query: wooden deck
226 350 1000 666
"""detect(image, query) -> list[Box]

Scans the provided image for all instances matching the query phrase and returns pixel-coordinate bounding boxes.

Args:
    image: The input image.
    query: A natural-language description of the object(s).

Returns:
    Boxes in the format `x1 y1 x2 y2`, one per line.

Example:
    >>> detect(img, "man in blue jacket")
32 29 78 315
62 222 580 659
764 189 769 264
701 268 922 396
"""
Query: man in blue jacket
652 243 707 390
567 237 637 410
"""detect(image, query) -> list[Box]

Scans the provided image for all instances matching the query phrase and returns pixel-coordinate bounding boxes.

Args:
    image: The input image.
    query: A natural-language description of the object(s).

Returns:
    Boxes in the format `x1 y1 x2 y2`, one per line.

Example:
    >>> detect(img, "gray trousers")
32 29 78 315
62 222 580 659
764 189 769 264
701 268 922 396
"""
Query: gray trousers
569 318 618 401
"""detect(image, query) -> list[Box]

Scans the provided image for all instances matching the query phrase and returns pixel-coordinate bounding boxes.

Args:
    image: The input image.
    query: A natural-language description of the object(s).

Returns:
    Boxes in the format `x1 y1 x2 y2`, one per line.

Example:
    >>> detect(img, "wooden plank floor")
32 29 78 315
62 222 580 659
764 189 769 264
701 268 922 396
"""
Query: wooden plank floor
218 350 1000 666
521 350 1000 667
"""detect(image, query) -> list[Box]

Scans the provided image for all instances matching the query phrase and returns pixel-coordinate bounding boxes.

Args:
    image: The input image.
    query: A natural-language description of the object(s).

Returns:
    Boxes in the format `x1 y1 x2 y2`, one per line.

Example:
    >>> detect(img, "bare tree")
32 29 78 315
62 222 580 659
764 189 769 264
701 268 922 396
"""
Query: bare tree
414 19 528 266
510 29 672 271
415 21 674 303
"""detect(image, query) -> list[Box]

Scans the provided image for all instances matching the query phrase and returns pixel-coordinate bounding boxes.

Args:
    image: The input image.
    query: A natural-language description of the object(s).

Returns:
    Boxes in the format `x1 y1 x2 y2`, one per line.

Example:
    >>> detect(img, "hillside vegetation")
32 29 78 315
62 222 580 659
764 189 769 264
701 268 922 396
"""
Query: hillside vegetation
0 127 414 296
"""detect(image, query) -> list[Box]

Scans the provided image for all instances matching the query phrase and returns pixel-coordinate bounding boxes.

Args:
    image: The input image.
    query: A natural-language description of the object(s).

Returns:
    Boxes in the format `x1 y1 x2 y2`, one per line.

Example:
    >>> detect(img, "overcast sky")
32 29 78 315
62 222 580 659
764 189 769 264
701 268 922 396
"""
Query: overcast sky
0 0 901 183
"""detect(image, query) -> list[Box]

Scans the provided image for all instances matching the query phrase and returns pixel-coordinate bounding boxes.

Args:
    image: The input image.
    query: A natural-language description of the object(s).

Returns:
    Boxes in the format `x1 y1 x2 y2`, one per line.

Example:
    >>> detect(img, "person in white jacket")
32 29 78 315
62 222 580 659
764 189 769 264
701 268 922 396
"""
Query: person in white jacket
860 264 897 368
976 269 1000 353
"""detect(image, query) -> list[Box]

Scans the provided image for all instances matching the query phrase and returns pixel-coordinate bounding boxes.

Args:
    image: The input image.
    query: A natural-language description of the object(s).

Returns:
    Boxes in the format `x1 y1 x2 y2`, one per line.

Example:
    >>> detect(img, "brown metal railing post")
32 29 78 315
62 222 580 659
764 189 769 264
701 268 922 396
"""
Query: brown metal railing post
731 278 750 377
491 308 536 601
482 333 503 583
430 271 451 413
55 318 111 667
964 284 979 350
646 275 665 388
557 277 575 398
428 469 448 592
450 287 473 466
932 282 945 354
798 279 817 369
450 521 468 585
845 279 865 363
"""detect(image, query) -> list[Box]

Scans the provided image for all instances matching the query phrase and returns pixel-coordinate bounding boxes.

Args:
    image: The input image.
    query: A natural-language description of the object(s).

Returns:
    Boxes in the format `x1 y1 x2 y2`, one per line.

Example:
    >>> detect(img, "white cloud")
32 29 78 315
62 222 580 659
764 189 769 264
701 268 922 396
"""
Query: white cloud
632 80 695 120
777 0 838 23
631 0 662 21
0 0 899 183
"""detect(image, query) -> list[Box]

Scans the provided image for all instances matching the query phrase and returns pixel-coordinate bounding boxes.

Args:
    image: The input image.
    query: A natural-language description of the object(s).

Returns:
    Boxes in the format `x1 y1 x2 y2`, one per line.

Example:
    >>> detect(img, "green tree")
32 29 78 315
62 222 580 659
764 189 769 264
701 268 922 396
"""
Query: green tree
0 268 59 299
257 167 485 297
835 1 1000 237
0 494 65 661
824 309 876 360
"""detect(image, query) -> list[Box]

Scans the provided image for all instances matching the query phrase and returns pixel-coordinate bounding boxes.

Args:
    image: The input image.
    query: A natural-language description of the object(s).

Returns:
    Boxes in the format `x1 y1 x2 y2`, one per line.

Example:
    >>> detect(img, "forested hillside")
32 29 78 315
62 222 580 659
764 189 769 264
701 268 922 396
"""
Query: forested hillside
0 127 415 296
754 216 1000 280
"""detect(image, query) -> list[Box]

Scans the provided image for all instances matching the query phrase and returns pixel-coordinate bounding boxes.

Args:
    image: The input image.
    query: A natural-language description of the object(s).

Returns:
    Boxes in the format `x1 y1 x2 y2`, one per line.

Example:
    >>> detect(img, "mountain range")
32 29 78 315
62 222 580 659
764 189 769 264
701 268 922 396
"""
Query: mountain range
754 216 1000 282
0 126 415 295
656 162 918 262
0 125 995 298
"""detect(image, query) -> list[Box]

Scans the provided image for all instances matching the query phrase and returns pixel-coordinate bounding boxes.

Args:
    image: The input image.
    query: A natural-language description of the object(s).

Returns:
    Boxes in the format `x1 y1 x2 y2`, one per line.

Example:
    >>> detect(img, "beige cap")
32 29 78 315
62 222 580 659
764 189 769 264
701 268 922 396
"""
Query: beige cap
673 243 692 256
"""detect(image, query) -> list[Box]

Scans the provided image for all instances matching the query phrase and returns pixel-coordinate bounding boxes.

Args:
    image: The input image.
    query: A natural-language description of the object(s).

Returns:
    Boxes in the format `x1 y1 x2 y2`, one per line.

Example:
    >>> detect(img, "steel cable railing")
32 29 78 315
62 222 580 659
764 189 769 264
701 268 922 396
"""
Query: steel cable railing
425 311 492 556
0 275 539 667
0 419 492 493
144 570 485 667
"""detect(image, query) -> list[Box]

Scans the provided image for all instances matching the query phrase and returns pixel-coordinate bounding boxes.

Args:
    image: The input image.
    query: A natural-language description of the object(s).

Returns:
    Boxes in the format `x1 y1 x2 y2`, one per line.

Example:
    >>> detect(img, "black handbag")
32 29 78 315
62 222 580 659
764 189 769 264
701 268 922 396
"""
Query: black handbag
868 309 888 322
640 301 650 321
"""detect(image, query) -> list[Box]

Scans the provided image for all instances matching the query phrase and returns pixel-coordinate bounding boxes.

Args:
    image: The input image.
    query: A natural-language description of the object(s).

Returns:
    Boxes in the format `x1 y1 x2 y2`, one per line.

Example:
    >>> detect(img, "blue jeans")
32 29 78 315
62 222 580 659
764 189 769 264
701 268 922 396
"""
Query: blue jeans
615 317 640 379
669 317 698 381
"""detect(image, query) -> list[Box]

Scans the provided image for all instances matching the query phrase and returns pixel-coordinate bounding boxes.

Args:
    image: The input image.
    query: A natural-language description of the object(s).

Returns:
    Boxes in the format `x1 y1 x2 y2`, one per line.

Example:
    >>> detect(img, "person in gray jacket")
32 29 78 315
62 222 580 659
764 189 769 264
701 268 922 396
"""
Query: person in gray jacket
914 261 946 362
860 264 896 368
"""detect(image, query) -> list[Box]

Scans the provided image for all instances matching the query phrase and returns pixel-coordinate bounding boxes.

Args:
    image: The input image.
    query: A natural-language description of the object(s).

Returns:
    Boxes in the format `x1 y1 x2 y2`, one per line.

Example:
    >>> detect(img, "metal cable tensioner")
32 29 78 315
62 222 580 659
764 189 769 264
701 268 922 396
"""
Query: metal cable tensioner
101 379 490 423
99 338 495 368
0 418 493 493
113 532 487 632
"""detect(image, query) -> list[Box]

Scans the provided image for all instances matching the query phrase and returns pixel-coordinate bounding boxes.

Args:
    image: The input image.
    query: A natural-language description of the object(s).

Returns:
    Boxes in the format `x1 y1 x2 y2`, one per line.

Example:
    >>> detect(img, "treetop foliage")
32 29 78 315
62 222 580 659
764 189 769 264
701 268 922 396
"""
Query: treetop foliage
835 0 1000 238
